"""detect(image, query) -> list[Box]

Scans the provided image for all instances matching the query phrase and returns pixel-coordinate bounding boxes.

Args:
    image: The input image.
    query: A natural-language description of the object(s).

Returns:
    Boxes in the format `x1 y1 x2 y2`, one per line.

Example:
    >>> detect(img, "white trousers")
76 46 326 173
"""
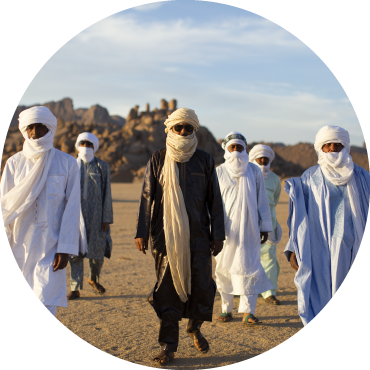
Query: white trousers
45 305 57 316
220 292 258 314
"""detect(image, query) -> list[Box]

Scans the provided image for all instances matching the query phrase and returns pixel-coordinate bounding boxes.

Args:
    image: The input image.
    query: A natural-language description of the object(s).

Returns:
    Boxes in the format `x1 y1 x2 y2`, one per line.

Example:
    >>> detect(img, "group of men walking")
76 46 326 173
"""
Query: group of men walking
1 105 369 365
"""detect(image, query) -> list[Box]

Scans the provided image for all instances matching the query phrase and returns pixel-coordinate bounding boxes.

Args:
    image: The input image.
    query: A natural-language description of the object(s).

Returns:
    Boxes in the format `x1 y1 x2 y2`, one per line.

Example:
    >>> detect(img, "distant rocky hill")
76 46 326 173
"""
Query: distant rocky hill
2 98 224 182
2 98 369 181
10 97 126 128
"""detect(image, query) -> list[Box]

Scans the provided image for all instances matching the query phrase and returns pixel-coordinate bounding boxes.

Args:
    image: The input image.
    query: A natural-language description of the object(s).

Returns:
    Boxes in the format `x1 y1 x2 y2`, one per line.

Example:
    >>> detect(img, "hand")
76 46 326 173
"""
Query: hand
210 240 224 257
135 238 148 255
102 222 110 232
290 252 299 271
260 232 268 244
53 253 69 272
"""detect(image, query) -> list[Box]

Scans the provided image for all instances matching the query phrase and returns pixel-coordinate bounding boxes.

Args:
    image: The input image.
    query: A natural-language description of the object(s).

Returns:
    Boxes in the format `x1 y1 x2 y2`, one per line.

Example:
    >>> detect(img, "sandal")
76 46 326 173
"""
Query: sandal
88 278 106 294
153 349 174 366
67 291 80 300
218 313 233 322
243 314 262 325
264 295 281 305
188 331 210 354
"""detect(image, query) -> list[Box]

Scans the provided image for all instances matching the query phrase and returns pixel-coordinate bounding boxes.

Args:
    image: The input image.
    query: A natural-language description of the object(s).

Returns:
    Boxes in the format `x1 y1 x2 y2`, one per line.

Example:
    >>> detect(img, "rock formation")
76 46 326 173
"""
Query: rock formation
10 98 126 128
3 98 369 182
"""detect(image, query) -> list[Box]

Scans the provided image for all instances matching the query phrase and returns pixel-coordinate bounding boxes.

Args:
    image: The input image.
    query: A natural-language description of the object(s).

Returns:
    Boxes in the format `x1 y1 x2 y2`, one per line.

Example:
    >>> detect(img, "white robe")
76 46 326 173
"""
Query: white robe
215 163 273 295
1 149 80 307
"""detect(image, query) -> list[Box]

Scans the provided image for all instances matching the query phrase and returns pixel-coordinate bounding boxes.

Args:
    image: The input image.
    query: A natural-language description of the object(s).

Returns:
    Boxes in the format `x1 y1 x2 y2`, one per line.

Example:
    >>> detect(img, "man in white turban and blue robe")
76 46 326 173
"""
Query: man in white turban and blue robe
285 125 370 326
215 132 273 325
68 132 113 299
249 144 282 305
1 106 80 316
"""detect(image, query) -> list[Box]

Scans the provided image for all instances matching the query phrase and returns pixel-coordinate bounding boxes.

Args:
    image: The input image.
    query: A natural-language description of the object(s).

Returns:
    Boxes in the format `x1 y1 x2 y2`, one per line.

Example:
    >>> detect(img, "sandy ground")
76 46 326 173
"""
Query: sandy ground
58 182 303 368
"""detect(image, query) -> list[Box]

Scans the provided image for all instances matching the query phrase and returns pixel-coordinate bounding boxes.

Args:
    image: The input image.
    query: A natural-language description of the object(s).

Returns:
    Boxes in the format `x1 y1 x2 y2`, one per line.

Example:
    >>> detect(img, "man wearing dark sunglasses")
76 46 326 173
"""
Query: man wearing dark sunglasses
135 108 225 365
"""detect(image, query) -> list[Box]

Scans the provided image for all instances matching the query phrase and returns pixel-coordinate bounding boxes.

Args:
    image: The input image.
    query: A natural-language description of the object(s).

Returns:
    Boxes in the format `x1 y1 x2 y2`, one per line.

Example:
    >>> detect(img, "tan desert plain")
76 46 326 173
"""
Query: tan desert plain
58 181 301 369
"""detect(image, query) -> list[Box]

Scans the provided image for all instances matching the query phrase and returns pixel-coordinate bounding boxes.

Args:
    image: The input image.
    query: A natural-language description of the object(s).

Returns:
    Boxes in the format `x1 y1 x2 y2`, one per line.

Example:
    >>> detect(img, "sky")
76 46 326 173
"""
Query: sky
18 0 364 145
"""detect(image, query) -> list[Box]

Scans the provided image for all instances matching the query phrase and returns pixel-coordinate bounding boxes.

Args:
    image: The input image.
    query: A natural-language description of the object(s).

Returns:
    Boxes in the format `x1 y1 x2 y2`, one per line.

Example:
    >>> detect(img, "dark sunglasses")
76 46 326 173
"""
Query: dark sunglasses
173 124 194 133
80 140 93 146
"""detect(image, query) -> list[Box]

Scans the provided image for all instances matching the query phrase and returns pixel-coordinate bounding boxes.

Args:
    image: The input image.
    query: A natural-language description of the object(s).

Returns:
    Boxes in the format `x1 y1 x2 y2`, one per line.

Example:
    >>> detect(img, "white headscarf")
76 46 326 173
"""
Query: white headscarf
222 131 249 177
160 108 199 303
314 125 353 186
1 106 57 240
314 125 365 265
249 144 275 179
75 132 99 164
74 132 100 256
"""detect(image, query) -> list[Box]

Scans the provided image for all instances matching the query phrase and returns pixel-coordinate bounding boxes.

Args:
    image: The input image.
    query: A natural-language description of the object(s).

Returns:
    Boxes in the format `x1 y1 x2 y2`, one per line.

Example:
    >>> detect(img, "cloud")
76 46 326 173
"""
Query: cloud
132 2 165 12
19 7 364 146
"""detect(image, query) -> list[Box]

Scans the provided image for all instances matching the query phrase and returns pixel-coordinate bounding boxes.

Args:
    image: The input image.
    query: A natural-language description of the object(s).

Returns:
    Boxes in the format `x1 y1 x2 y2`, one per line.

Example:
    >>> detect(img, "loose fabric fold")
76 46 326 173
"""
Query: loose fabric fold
162 108 199 302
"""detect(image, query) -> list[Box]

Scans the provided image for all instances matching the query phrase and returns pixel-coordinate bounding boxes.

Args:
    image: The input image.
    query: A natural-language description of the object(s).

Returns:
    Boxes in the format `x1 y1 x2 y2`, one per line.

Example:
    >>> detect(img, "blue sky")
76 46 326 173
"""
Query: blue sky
19 0 364 145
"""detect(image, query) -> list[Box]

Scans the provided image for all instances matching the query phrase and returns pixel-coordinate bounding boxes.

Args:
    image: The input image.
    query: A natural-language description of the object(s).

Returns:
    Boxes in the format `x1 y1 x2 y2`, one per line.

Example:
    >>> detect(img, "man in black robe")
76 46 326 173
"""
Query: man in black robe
135 108 225 365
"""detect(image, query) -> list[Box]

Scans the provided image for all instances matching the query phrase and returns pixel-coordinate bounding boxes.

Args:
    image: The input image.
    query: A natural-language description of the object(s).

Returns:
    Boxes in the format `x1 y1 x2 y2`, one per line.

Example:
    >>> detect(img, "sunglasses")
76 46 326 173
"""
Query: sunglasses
80 140 93 146
173 124 194 133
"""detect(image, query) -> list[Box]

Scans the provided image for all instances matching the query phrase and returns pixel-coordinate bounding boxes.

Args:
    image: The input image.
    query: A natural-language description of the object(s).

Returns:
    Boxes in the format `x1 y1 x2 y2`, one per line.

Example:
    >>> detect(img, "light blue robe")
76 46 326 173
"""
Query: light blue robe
285 164 370 325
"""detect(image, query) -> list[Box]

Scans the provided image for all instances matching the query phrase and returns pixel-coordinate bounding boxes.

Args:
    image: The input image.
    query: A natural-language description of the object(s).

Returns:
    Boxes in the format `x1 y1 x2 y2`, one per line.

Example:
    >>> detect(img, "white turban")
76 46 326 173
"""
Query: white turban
222 131 249 177
19 106 57 138
249 144 275 163
75 132 100 153
164 108 200 133
75 132 99 165
221 131 247 151
249 144 275 179
18 106 57 159
314 125 350 156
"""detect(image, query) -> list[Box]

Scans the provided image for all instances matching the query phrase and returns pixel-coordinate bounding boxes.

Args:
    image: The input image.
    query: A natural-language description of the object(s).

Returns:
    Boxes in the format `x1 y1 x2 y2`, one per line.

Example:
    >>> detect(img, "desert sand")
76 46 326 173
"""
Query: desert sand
58 182 303 368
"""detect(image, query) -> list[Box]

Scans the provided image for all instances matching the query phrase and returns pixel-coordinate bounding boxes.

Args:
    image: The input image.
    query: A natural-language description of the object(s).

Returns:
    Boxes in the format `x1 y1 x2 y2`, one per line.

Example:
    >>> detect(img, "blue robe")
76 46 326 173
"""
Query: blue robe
284 164 370 325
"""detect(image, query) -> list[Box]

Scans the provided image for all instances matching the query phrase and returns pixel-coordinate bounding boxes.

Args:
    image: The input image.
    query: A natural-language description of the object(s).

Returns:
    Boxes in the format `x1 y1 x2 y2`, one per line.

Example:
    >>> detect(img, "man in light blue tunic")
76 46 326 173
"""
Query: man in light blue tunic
249 144 282 306
68 132 113 299
215 132 273 325
285 125 369 325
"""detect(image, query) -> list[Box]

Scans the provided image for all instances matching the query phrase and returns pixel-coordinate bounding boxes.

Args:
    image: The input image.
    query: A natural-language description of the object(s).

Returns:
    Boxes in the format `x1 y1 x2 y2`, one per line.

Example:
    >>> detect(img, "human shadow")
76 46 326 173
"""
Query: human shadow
113 199 139 203
78 294 148 301
155 352 258 369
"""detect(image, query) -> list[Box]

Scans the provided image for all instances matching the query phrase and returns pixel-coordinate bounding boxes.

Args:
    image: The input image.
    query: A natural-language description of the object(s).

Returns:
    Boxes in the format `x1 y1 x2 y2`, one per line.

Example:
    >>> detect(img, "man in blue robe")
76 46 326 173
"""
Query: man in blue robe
285 125 369 325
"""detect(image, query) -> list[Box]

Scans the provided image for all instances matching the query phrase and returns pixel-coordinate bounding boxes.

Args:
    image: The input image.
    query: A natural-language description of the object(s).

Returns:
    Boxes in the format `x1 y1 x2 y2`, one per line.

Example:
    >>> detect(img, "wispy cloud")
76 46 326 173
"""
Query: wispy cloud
132 2 166 12
19 4 363 146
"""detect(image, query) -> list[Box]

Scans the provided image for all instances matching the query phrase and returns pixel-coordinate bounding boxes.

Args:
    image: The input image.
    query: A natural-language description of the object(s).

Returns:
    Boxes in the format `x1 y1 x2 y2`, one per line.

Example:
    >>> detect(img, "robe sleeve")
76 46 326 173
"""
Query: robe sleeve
135 157 157 239
274 178 281 205
57 159 80 255
0 159 16 242
0 159 16 197
256 169 273 232
206 156 225 242
101 162 113 224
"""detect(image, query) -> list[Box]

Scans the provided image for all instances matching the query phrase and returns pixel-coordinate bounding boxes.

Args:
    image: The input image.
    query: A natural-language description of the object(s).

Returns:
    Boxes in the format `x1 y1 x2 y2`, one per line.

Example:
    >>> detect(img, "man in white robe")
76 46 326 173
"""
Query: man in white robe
249 144 282 305
285 125 370 325
1 106 80 316
215 132 273 325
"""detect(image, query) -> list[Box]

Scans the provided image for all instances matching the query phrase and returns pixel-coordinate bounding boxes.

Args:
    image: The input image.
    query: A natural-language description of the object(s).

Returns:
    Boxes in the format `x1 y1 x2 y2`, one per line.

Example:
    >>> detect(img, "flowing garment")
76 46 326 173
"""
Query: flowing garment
284 164 370 325
1 150 80 307
215 163 273 298
260 171 281 299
